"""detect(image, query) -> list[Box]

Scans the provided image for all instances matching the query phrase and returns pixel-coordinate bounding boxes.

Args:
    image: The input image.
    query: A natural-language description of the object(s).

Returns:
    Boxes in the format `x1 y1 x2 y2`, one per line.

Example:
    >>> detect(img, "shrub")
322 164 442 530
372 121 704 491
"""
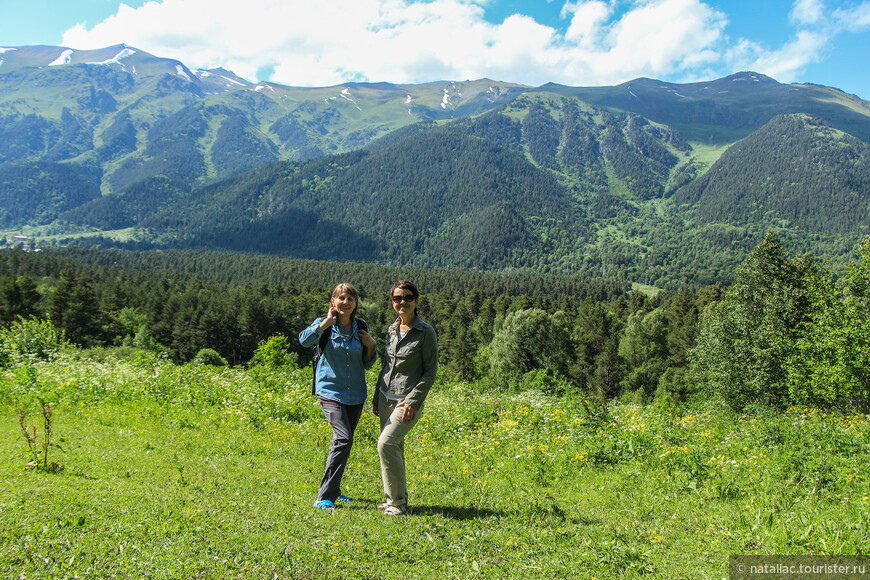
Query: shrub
655 366 699 403
192 348 228 367
0 317 65 367
488 309 573 389
517 368 574 395
250 334 298 368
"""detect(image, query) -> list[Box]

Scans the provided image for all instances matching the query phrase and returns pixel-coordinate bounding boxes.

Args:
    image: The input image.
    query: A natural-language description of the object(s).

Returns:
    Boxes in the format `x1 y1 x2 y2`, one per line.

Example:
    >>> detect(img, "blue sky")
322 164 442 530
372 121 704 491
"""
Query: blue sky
1 0 869 98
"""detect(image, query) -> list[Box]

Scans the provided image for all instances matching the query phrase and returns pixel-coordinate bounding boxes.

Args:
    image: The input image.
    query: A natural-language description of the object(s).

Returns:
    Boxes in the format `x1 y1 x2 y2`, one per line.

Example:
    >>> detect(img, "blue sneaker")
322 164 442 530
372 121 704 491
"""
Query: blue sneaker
337 495 352 504
313 499 335 510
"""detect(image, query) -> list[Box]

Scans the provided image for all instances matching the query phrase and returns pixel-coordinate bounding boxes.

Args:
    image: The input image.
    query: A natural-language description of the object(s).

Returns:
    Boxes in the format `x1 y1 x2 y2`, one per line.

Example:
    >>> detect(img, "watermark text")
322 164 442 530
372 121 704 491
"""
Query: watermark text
731 556 868 579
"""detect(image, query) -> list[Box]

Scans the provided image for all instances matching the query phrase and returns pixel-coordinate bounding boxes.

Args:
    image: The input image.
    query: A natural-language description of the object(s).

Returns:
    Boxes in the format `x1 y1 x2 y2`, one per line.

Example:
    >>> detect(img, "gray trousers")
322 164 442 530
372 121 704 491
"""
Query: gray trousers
376 390 423 508
317 399 364 502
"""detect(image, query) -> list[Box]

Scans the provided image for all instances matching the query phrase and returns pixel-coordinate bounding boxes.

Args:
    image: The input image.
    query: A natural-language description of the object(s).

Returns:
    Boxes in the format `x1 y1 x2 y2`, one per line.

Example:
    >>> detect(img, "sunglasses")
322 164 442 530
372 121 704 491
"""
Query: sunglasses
392 294 416 303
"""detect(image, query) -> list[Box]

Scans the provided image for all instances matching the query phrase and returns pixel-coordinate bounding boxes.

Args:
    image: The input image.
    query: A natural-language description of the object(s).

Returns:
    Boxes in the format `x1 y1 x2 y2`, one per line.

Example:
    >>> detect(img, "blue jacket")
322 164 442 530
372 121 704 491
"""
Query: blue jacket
299 317 376 405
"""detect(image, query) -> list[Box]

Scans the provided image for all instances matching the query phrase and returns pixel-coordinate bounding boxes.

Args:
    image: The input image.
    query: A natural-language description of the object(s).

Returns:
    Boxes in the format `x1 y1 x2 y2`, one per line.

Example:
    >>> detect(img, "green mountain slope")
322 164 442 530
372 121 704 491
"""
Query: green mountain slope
141 128 585 269
675 114 870 236
135 93 705 271
0 46 537 230
132 102 870 288
3 45 870 287
543 72 870 144
0 161 100 227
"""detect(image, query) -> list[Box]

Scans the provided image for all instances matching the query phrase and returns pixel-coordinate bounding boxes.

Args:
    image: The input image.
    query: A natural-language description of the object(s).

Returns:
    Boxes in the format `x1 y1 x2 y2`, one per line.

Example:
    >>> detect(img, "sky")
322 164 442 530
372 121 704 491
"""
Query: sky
1 0 869 99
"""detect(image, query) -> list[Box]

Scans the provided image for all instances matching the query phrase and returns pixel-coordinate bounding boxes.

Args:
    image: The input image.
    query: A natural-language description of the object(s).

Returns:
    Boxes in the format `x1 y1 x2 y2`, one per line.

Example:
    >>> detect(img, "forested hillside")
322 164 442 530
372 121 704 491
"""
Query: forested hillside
0 247 628 378
1 232 868 413
91 100 869 288
138 125 585 269
675 114 870 235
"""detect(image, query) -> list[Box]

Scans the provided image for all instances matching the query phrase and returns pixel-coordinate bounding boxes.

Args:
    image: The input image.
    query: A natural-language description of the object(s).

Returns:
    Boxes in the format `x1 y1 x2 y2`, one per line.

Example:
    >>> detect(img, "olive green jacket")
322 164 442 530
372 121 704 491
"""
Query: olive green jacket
375 316 438 410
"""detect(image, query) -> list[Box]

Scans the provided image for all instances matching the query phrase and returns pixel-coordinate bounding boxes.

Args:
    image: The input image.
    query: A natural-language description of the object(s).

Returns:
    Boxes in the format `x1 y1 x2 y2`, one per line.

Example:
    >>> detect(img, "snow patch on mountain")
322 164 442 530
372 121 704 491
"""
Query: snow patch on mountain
324 88 362 111
221 75 245 87
49 49 74 66
175 64 190 81
87 48 136 67
440 82 460 110
0 48 16 53
340 88 361 110
732 74 762 83
441 89 451 109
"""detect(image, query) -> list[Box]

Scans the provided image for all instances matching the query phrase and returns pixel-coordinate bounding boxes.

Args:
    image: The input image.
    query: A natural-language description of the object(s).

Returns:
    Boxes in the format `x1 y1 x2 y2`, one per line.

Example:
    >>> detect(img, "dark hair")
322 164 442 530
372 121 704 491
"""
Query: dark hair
390 280 419 301
331 283 359 318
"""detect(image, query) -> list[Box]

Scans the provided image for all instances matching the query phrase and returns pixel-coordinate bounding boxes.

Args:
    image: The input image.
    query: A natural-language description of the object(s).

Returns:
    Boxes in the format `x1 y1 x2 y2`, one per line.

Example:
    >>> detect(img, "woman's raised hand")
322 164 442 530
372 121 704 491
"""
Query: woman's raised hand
319 305 340 330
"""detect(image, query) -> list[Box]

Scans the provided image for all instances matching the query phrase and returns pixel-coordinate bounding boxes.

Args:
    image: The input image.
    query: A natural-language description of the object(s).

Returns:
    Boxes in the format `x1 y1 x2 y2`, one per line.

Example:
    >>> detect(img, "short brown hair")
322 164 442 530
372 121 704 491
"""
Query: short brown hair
390 280 419 301
331 283 359 318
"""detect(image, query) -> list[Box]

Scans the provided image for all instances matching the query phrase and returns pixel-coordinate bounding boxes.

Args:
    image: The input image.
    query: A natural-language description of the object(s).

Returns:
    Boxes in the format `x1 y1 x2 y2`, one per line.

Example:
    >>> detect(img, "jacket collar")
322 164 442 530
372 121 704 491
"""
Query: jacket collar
393 315 425 333
331 317 359 338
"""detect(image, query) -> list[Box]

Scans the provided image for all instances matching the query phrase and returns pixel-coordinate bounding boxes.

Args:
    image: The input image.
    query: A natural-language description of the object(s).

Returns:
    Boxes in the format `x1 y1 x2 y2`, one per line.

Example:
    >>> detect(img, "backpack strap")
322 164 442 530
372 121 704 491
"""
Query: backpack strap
312 323 331 396
317 325 331 354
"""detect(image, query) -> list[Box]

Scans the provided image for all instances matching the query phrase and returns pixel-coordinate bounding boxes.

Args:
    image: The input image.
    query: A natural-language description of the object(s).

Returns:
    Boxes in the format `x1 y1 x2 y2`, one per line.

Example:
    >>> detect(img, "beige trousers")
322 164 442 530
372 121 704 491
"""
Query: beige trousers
376 390 423 509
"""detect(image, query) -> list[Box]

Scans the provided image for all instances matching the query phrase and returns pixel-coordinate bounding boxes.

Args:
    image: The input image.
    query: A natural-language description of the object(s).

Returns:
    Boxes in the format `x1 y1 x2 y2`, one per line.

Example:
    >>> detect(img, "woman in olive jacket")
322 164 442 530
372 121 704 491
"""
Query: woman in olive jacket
372 280 438 516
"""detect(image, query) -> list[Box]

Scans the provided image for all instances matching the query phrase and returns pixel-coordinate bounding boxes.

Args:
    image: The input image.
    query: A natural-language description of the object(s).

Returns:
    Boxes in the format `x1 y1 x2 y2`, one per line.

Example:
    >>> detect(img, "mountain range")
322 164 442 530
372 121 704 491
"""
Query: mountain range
1 44 869 288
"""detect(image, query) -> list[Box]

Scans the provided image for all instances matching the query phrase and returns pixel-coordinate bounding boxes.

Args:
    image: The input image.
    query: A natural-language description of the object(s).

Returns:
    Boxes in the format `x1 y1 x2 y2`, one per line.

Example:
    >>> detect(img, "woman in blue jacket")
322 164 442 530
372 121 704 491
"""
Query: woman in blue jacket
299 283 376 510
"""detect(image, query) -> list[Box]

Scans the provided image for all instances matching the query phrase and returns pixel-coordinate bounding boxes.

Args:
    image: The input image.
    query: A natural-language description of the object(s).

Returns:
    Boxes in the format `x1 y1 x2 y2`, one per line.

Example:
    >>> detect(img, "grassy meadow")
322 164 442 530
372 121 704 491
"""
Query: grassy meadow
1 353 868 579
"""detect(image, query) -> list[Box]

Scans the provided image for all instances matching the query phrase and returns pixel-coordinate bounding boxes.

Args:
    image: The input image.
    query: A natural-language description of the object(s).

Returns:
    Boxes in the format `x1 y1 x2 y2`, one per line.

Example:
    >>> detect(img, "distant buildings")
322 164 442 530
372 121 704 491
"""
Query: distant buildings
4 235 39 251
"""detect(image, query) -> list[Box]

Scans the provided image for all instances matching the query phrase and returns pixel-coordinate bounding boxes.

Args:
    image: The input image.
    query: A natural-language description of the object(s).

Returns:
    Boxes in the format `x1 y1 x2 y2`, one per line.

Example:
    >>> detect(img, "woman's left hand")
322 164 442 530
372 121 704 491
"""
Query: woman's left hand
397 402 416 423
359 330 376 359
358 329 375 350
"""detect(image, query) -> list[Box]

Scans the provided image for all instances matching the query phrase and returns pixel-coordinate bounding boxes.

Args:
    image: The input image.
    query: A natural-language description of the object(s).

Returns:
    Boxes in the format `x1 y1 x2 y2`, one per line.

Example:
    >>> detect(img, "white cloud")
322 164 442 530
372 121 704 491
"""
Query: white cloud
726 29 828 82
833 2 870 32
790 0 824 25
600 0 726 77
56 0 862 89
721 0 870 84
563 1 612 47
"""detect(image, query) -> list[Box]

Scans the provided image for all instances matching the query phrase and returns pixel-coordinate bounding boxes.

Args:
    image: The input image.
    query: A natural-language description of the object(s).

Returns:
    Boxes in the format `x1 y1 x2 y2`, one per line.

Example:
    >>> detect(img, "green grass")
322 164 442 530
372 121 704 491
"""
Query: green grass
0 226 142 243
685 142 730 173
1 355 868 578
630 282 661 298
